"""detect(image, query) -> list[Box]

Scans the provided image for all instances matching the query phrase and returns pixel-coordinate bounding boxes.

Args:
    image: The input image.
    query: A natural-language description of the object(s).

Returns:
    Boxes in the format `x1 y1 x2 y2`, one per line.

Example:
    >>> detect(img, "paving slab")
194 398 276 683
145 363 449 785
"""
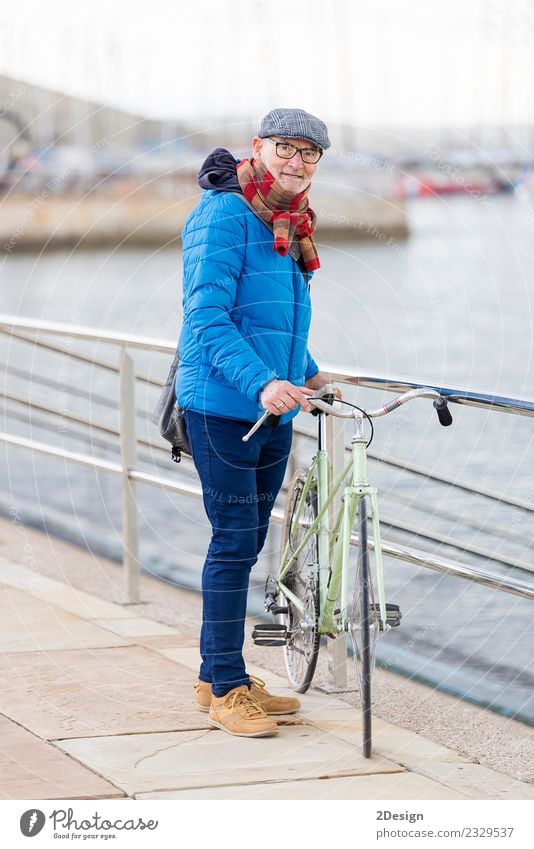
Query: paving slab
395 759 534 800
91 617 181 637
304 712 474 764
119 633 200 650
0 586 132 652
0 645 209 739
155 646 202 669
137 770 469 800
1 551 528 801
0 713 125 800
0 558 136 619
302 713 534 799
56 725 405 797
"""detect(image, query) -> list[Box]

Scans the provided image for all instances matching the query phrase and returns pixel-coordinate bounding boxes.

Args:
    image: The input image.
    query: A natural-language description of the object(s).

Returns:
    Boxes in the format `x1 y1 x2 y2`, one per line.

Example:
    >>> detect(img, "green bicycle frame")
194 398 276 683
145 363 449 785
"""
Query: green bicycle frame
278 411 388 635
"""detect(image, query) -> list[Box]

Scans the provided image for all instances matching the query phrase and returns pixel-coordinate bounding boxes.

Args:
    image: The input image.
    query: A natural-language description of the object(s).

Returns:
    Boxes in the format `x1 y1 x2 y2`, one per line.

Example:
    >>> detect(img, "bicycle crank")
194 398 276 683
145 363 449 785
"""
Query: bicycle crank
263 575 288 615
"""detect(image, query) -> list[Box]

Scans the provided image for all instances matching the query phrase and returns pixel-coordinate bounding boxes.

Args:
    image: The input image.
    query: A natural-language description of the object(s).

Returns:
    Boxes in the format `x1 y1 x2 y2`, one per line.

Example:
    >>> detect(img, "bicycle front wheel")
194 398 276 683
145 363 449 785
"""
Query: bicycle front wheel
278 470 320 693
348 495 379 758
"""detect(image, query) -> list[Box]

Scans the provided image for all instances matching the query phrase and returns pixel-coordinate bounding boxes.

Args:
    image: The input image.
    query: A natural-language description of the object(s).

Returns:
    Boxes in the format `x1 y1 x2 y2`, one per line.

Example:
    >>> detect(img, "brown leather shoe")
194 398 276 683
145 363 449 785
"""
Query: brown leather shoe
195 674 301 715
208 685 279 737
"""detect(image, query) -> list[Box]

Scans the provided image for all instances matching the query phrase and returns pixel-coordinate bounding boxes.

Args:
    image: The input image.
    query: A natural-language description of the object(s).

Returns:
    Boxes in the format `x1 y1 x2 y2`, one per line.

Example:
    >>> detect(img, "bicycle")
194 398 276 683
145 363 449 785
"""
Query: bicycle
246 384 453 757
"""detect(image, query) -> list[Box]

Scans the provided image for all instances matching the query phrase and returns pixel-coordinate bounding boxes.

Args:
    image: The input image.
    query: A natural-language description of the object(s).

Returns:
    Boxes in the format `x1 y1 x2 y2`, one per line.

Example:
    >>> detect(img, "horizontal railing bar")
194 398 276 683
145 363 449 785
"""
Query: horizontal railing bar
368 534 534 601
325 365 534 417
0 328 165 388
291 425 534 513
5 391 120 438
276 508 533 599
2 428 532 600
4 385 165 432
287 428 534 537
3 406 122 457
368 448 534 512
3 404 179 473
2 316 534 416
3 364 117 410
7 380 529 519
0 315 175 354
0 431 123 474
379 512 534 573
129 469 203 498
383 487 534 550
4 393 178 459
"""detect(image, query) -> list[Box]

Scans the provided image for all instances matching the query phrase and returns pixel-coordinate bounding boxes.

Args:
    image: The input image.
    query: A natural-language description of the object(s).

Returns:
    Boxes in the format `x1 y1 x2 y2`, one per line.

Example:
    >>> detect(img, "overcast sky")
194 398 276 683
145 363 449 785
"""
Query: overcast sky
1 0 533 130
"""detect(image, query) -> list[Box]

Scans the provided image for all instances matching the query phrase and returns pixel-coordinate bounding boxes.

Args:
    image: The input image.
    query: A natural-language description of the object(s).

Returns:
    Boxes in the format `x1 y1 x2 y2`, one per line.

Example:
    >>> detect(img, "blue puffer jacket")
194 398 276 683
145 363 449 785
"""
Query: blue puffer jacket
175 189 319 424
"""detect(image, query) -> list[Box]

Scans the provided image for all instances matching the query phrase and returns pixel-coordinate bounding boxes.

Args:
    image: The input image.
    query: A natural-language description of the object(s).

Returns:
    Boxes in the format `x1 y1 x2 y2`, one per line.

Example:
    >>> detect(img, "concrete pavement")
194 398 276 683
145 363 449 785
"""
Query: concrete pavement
1 554 533 801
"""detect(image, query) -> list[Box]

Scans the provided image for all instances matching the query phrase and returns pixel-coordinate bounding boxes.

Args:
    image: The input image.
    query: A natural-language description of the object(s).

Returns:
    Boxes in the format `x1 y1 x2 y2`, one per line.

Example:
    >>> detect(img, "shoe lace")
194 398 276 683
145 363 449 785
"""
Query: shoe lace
248 674 266 692
225 688 267 718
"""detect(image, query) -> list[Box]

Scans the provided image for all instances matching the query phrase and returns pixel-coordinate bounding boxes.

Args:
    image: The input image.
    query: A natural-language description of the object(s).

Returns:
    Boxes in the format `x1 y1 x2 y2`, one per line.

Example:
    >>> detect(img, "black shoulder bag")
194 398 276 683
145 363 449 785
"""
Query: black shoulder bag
150 352 192 463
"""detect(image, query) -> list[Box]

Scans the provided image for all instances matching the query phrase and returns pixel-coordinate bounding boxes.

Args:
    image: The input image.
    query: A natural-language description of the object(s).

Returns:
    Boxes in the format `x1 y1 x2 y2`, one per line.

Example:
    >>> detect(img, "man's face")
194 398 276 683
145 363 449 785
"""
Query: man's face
252 135 320 195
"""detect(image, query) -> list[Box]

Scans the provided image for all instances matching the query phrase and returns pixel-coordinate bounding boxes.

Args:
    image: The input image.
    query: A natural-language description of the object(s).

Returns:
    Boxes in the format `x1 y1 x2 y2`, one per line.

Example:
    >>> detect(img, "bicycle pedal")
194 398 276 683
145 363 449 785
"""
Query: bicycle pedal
251 623 288 646
370 603 402 628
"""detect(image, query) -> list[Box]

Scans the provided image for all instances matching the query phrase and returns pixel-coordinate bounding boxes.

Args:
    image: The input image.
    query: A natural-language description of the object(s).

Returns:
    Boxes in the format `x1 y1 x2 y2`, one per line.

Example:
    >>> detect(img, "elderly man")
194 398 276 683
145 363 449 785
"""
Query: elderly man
176 108 333 737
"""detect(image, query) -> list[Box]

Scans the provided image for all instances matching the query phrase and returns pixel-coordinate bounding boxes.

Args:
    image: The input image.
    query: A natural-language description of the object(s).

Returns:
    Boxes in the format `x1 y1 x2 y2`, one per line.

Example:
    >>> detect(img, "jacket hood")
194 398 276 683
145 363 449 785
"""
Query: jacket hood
196 146 307 274
198 147 242 192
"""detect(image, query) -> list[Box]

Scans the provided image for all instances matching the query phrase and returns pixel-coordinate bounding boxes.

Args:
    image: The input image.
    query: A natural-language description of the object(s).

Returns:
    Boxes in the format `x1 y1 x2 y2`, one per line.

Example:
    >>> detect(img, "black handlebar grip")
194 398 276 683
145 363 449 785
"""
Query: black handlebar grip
434 399 453 426
311 393 336 417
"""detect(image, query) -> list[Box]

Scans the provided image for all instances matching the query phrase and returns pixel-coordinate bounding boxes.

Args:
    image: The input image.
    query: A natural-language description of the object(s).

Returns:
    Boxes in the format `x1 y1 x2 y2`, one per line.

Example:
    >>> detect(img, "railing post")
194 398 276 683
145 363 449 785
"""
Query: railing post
119 347 140 603
322 412 349 691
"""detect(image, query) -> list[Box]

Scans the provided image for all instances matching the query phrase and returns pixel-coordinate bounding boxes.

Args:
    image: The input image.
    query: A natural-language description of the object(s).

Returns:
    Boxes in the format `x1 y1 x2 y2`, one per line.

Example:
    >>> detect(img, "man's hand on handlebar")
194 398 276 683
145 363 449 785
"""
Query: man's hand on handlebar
260 379 315 415
305 372 343 400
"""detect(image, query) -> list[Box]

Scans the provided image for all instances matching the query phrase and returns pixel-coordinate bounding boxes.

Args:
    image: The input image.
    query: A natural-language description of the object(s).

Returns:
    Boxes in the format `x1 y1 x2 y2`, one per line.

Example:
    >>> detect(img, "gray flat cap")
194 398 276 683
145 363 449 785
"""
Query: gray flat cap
259 108 330 150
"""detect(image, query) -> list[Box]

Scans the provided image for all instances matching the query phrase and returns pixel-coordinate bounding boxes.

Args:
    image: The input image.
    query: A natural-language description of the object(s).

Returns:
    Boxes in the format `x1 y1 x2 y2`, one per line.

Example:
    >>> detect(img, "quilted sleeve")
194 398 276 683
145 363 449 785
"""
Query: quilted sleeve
304 349 319 381
182 195 277 401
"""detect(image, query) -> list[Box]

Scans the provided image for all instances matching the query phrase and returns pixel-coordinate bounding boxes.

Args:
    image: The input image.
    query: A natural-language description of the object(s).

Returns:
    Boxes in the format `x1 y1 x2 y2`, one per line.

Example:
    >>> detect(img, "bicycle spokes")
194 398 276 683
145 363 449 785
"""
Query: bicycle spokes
278 471 320 693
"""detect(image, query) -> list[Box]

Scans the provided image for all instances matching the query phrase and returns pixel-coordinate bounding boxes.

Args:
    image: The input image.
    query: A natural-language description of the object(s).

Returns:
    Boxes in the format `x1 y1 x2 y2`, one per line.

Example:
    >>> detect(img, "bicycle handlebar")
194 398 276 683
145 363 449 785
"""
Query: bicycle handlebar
309 385 453 424
242 384 453 442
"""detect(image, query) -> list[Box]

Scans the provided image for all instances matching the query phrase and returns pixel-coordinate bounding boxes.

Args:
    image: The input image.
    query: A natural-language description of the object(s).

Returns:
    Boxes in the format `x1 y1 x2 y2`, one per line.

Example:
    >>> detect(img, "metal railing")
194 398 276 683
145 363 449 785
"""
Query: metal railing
1 313 534 613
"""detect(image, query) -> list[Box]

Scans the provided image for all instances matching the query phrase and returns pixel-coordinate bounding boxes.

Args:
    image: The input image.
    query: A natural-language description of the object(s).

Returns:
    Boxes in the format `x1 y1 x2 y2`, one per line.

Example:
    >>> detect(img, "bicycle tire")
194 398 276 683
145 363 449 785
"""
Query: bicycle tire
348 495 378 758
278 470 320 693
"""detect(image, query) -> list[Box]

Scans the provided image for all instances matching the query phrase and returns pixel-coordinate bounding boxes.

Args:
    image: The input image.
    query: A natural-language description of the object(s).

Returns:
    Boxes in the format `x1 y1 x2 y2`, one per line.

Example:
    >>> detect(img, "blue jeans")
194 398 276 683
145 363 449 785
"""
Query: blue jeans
184 410 292 697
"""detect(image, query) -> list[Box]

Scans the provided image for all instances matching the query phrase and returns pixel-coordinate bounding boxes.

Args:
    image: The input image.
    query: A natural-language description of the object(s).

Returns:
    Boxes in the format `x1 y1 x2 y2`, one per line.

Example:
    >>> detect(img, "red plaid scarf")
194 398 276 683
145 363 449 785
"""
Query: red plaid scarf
236 156 320 272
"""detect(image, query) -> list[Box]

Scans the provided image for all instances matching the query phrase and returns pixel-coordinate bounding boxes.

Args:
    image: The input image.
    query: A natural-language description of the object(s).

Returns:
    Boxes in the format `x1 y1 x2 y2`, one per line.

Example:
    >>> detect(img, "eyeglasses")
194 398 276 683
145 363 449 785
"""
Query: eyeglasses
266 137 323 165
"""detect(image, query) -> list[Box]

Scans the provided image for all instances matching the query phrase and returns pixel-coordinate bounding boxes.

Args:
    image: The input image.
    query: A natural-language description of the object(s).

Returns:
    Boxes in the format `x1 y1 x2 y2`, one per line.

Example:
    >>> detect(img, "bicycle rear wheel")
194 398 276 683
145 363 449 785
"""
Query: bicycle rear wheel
278 470 320 693
348 495 379 758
